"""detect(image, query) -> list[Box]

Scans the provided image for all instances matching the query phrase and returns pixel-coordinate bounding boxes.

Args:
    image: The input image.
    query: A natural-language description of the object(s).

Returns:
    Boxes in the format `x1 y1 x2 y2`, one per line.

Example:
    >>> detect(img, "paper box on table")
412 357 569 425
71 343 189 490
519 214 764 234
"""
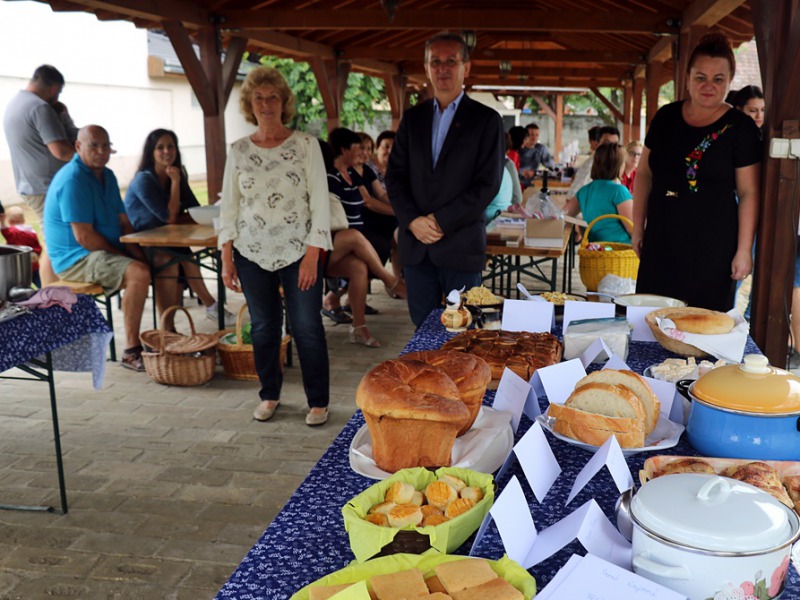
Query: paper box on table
524 219 565 248
342 467 494 562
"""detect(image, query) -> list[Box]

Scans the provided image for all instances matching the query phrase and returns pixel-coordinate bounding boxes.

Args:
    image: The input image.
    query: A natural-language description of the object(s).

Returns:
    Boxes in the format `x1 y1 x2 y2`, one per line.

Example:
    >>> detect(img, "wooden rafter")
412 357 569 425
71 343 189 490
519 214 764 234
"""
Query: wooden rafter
590 87 624 122
220 9 679 34
340 47 643 64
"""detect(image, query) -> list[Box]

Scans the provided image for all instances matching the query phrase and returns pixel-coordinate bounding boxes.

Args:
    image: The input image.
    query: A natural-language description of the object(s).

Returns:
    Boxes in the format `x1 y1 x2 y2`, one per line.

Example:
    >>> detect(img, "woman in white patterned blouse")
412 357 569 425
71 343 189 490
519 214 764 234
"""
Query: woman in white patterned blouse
218 67 333 427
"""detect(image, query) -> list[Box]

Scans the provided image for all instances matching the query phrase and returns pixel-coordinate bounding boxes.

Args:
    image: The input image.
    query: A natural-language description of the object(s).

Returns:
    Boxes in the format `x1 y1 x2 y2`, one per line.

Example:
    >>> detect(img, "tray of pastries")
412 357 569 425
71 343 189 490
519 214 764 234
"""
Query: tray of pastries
640 455 800 514
440 329 562 387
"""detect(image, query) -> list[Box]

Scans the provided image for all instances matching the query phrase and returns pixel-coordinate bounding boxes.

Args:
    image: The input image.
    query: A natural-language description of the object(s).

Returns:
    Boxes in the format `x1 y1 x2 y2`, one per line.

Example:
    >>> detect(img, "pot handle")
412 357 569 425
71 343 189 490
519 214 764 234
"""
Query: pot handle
696 476 732 506
633 554 691 580
675 379 693 401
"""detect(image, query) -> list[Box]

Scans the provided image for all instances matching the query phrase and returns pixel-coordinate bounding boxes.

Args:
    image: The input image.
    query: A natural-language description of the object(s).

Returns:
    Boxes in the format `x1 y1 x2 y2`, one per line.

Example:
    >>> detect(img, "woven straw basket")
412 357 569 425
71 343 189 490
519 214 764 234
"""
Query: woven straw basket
140 306 218 386
578 214 640 291
217 304 290 380
644 309 709 358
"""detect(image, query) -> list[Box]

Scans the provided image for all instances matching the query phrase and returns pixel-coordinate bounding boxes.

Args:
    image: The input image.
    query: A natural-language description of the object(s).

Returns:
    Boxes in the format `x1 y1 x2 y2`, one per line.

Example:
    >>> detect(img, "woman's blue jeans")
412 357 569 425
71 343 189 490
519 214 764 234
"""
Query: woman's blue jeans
233 249 329 408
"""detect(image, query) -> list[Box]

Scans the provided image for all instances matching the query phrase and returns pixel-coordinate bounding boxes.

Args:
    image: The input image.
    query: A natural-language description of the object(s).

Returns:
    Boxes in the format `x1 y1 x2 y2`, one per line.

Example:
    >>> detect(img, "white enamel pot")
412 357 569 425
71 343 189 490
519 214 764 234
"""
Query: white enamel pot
630 473 799 600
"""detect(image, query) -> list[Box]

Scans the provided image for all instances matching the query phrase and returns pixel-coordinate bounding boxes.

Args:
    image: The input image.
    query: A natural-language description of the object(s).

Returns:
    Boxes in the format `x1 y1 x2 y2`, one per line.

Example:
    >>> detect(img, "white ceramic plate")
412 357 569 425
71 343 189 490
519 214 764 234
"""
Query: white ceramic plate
536 410 685 457
613 294 686 308
349 406 514 480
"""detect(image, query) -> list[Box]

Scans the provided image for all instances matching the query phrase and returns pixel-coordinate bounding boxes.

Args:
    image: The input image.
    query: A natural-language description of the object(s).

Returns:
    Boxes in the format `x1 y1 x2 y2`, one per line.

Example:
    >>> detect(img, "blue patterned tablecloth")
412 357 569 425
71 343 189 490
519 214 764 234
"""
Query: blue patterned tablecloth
0 295 113 389
215 310 799 600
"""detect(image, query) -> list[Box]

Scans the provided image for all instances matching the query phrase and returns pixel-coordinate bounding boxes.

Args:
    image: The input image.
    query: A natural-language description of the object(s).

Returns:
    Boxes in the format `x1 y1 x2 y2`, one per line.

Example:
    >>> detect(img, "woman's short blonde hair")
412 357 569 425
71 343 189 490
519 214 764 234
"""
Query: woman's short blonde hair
239 67 296 125
591 142 626 181
626 140 643 153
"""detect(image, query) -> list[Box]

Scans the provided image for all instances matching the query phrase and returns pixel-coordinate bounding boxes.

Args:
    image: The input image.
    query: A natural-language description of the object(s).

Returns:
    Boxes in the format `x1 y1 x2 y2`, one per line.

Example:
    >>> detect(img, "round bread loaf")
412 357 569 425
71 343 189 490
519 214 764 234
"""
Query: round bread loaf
356 360 470 473
661 307 735 334
399 350 491 436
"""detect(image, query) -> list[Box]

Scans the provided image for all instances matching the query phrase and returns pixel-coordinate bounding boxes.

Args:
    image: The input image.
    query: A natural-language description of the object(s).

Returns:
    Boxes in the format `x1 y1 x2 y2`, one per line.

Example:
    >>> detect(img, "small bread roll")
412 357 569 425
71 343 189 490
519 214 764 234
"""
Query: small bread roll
369 501 396 515
438 474 467 493
422 513 450 527
385 481 415 504
421 504 443 518
410 491 424 506
425 480 458 510
364 512 389 526
444 497 475 519
387 503 423 528
460 486 484 503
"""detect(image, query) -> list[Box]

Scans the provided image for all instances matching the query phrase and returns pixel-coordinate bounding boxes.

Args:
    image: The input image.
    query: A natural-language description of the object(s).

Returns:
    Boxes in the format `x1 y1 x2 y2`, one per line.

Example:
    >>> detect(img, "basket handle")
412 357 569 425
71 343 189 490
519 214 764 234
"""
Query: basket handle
156 305 196 351
579 214 634 250
235 303 250 348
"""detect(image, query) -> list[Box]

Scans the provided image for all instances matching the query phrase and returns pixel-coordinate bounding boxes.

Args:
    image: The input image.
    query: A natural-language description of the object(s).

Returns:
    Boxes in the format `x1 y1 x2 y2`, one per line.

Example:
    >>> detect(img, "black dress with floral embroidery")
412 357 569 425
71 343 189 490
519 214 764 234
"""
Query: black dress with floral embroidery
636 101 762 311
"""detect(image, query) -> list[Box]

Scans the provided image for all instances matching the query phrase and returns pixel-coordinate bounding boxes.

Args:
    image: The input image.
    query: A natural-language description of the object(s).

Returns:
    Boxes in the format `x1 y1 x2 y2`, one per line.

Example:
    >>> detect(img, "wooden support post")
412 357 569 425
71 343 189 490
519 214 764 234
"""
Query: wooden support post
310 58 352 133
163 22 244 204
554 94 563 159
645 60 664 128
675 26 707 101
590 87 624 124
632 77 644 140
383 72 407 130
513 96 527 110
531 94 556 122
622 82 633 142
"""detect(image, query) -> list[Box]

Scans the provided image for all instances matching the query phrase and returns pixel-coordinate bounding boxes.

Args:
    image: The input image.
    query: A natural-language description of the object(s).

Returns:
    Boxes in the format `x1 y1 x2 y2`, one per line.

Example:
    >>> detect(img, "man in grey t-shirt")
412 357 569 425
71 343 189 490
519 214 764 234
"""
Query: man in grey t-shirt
4 64 76 284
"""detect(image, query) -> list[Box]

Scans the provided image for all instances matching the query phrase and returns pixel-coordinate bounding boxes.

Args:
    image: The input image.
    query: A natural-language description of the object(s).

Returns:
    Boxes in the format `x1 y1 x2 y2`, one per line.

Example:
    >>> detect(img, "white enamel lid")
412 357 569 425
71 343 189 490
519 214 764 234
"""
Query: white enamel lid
631 473 795 551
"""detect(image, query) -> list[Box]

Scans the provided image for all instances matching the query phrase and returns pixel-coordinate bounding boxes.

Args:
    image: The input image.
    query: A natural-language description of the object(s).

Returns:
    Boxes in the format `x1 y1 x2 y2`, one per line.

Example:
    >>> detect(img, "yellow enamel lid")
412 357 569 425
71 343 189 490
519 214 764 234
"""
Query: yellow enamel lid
692 354 800 414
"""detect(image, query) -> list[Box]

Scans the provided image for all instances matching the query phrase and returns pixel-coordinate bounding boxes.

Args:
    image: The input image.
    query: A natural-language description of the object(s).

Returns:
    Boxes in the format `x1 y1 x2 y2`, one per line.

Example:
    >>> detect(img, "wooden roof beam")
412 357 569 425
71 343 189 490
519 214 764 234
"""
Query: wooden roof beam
590 87 624 122
681 0 748 30
44 0 209 26
221 10 678 34
408 66 625 78
340 47 642 64
237 28 334 59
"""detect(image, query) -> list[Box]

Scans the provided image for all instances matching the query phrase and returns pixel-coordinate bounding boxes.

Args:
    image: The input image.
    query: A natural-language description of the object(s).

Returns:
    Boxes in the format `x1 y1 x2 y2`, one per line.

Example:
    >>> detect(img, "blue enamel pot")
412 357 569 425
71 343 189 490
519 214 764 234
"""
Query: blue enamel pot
678 355 800 460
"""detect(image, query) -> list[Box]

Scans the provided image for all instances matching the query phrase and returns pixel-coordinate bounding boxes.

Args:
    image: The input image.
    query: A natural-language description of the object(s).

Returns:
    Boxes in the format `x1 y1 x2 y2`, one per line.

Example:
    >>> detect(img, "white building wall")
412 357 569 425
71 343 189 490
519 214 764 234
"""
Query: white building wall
0 0 255 203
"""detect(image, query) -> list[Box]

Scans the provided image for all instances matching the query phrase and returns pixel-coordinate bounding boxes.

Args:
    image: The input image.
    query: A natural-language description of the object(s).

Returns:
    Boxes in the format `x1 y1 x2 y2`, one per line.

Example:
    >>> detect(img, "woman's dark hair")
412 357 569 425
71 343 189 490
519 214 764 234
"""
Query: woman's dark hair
729 85 764 110
318 139 335 174
508 126 527 151
138 128 184 174
376 130 396 148
687 32 736 78
591 143 626 181
328 128 362 157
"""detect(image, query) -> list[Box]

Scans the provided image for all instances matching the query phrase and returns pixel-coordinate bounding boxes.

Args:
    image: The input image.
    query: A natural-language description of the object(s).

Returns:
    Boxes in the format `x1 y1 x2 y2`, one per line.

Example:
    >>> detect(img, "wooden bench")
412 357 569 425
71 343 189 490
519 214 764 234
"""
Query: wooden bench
46 280 120 361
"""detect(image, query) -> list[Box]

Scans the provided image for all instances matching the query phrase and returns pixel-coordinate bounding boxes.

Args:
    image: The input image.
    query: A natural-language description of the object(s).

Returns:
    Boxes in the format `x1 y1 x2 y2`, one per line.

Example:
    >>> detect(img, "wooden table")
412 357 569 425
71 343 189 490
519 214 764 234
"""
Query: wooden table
484 223 575 298
120 224 226 330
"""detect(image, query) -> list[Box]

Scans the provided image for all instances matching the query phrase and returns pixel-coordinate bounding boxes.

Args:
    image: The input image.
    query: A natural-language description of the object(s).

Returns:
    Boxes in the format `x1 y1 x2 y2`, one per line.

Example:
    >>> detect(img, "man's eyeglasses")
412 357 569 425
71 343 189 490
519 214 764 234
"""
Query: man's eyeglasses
427 58 463 70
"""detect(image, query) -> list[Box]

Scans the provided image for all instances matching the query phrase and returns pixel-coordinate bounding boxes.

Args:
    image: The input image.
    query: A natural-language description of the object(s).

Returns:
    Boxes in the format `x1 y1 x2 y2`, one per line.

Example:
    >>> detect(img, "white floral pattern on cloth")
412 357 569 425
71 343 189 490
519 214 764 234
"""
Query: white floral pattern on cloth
217 131 332 272
213 311 793 600
685 124 732 193
0 295 112 389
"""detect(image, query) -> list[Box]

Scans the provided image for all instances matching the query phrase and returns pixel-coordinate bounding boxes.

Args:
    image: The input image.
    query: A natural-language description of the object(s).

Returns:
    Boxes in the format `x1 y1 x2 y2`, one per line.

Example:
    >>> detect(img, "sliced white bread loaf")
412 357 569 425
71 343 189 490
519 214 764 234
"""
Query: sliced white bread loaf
565 382 645 421
548 402 645 448
576 370 660 434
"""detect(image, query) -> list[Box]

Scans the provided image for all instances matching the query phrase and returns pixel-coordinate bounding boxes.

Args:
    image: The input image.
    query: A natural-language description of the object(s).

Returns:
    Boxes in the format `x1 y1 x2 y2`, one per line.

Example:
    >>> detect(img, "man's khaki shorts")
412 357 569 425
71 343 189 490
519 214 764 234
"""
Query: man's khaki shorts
58 250 134 295
20 194 46 242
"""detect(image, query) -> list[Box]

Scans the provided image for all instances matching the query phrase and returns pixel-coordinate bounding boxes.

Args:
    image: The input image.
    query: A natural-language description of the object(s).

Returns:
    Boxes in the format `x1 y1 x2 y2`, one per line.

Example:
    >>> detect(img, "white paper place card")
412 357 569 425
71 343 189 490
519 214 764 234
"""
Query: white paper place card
524 499 632 569
502 298 554 333
536 359 587 406
490 476 538 566
562 300 615 332
516 421 562 502
627 306 658 342
494 368 532 433
578 338 615 368
537 554 689 600
602 354 631 371
566 436 633 505
643 376 678 419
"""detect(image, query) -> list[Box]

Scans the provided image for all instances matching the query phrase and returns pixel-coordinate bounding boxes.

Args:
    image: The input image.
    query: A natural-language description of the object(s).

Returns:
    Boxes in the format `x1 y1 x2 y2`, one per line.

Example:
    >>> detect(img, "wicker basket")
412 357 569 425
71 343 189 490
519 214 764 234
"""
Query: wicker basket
644 309 709 358
578 214 640 291
140 306 219 386
217 304 290 380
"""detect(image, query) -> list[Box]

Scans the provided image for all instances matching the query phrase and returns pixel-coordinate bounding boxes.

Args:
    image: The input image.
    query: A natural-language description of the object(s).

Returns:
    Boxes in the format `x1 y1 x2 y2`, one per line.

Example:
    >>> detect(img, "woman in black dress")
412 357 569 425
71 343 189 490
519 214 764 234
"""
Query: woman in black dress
632 33 762 311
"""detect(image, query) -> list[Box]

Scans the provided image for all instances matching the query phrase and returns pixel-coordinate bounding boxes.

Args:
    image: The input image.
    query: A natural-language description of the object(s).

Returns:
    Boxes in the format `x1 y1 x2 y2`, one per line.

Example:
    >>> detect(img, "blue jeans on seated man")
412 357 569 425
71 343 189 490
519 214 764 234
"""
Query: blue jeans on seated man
404 256 482 327
233 249 329 409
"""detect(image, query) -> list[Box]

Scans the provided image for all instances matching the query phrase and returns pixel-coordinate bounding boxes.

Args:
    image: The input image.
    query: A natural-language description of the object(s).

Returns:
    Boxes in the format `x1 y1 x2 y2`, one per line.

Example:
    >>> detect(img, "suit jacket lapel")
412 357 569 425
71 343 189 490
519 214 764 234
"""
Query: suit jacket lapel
421 100 434 173
434 95 469 174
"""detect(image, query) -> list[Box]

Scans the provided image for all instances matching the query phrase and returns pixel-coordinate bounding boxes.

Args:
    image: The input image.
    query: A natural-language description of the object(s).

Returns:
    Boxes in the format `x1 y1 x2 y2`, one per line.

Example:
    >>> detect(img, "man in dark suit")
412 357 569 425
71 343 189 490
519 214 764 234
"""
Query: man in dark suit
386 32 504 326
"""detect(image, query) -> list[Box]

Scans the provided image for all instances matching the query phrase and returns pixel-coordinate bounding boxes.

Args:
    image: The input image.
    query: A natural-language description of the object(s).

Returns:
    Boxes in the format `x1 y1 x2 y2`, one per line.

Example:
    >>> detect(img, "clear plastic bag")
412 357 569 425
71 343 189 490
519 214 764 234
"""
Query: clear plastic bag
598 274 636 297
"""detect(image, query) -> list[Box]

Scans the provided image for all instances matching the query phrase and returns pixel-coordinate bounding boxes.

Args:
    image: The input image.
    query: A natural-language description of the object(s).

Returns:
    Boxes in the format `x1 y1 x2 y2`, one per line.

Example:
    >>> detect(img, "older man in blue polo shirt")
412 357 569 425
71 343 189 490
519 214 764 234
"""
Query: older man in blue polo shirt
44 125 151 372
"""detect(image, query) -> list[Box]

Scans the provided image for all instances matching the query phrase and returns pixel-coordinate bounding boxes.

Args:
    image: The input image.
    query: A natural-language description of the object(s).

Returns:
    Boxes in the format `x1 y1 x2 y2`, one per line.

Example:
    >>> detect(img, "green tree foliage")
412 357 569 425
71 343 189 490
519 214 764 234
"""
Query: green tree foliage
253 54 385 136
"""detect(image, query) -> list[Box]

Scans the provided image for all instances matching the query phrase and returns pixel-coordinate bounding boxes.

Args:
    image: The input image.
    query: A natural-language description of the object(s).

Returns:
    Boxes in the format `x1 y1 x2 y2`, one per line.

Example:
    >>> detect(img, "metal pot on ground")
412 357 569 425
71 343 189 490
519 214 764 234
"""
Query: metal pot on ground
0 245 33 302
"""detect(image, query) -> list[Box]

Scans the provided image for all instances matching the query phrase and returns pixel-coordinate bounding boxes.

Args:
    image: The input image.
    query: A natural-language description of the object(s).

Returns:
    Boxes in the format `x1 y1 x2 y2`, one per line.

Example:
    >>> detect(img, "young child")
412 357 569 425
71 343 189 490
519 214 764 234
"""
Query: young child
1 205 42 287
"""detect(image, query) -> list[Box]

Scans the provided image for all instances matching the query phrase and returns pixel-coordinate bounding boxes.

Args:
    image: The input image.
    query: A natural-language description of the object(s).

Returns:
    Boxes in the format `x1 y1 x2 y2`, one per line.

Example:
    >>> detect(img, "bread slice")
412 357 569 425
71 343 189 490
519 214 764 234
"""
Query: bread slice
370 568 429 600
548 402 645 448
451 577 523 600
565 382 646 422
435 558 498 593
309 583 354 600
577 371 661 434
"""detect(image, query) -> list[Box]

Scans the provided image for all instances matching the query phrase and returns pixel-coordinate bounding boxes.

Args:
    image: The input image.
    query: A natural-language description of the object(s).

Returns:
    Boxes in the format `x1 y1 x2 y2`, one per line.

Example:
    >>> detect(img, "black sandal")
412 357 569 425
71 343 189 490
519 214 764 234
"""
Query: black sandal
121 345 145 372
320 306 353 325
